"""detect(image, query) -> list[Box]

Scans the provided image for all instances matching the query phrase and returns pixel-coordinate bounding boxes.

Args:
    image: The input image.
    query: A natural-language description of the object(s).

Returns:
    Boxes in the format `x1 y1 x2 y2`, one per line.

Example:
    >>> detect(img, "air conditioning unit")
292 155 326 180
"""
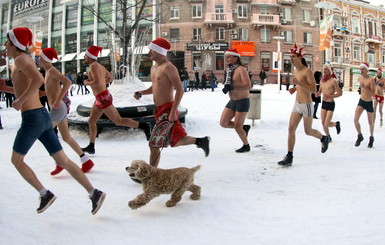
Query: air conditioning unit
281 19 287 24
162 32 168 37
231 34 238 40
231 9 237 14
345 46 350 52
230 29 238 35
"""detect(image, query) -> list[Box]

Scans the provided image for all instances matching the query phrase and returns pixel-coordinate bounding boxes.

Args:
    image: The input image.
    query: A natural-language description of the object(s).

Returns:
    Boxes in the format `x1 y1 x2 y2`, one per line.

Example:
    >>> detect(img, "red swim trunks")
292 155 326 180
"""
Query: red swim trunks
150 102 187 147
374 94 384 103
94 90 113 109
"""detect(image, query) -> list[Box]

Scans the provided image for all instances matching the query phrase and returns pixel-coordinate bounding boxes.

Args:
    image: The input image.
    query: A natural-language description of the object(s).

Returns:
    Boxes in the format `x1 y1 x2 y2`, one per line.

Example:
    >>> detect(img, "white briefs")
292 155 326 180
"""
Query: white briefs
292 101 314 117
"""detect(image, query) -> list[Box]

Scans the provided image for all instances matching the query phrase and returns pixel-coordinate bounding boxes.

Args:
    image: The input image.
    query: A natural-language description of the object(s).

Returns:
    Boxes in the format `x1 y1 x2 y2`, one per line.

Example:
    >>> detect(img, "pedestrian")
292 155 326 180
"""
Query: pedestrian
219 49 252 153
0 27 105 214
373 68 385 127
83 72 90 94
134 38 210 168
81 45 151 155
354 63 375 148
201 72 207 90
5 78 15 107
285 72 291 91
259 69 266 86
312 71 322 119
76 72 84 95
181 67 188 92
209 71 217 92
194 70 200 90
188 70 195 91
65 72 73 96
315 63 342 142
39 48 95 176
278 44 330 167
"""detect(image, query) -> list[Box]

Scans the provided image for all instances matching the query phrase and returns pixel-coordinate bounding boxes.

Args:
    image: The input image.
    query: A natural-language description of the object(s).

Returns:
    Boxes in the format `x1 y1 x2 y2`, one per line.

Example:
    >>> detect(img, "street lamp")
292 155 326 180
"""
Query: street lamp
273 36 285 91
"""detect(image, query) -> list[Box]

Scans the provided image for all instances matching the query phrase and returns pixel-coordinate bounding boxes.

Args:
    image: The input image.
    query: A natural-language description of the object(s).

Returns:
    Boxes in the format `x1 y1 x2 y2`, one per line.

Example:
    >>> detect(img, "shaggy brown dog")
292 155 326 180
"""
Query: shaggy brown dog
126 160 201 209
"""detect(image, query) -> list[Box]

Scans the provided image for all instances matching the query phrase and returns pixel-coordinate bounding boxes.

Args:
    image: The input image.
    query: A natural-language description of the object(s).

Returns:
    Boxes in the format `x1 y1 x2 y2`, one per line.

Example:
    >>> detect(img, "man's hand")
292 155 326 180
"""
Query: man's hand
168 110 178 122
53 100 61 110
83 79 90 86
134 91 142 100
12 99 22 111
289 87 296 94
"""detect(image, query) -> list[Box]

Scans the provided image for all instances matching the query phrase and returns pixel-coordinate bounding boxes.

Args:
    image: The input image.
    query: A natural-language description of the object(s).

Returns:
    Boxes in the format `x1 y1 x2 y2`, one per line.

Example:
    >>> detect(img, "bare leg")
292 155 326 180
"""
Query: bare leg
354 106 364 134
287 112 302 152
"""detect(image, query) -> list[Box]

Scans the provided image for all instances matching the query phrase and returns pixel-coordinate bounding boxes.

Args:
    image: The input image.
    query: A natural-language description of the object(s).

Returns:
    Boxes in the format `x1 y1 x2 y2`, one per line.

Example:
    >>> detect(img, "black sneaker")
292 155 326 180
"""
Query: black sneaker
235 144 250 153
196 136 210 157
243 125 251 137
336 121 341 134
355 133 364 147
37 190 57 214
368 136 374 148
321 135 329 153
82 144 95 155
90 189 106 215
278 154 293 167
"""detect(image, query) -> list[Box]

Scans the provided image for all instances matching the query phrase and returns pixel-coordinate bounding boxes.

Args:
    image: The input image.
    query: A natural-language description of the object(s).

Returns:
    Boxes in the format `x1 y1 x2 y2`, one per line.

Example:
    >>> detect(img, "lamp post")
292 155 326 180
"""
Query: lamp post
273 36 285 92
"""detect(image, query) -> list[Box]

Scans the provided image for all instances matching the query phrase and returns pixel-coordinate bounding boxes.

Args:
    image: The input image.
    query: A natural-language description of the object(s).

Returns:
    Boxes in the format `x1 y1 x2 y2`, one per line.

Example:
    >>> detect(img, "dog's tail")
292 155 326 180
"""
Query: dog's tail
191 165 201 173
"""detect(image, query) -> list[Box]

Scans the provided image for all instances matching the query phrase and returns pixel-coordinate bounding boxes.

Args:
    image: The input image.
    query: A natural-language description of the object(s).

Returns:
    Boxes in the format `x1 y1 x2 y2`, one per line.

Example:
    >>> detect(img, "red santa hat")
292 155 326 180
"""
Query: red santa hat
360 63 369 70
225 48 241 57
323 63 337 78
85 45 103 60
290 43 304 57
40 48 58 63
8 27 33 51
377 68 383 72
148 38 171 56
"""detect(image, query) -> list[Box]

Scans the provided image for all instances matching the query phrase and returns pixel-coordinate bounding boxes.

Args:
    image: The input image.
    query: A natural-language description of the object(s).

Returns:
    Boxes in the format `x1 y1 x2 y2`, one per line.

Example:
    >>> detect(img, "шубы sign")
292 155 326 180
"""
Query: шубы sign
13 0 48 16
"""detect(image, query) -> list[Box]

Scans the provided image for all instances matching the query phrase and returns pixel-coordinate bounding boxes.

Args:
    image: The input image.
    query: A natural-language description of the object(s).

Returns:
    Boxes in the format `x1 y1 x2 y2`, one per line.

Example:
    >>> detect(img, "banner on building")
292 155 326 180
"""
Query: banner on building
272 52 282 72
231 41 255 56
319 15 333 51
29 31 43 56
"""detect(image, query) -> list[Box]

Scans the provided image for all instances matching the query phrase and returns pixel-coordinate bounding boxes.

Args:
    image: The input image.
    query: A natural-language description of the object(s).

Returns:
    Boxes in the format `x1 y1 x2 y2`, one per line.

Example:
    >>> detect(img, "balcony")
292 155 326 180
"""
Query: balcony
188 0 205 2
204 13 235 28
251 0 279 6
251 14 281 27
277 0 296 5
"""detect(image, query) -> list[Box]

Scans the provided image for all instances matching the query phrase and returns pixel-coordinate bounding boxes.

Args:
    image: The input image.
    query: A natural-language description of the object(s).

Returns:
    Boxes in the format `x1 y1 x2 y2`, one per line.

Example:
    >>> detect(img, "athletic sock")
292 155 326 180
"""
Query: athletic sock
39 188 48 197
80 154 90 164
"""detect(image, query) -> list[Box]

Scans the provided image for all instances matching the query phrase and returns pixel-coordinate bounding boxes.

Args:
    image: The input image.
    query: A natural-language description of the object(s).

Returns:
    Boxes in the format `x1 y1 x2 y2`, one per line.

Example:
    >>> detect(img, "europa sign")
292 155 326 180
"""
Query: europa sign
13 0 48 16
187 42 228 51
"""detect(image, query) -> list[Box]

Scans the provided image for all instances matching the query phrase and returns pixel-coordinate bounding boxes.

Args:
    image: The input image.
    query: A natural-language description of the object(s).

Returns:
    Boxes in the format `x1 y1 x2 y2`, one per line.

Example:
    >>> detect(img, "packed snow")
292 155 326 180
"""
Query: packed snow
1 82 384 245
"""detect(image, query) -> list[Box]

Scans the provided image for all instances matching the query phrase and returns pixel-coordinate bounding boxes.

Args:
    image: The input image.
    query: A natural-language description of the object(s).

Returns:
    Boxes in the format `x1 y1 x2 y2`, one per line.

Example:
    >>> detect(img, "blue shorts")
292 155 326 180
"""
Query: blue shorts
225 98 250 112
358 99 374 113
13 107 62 156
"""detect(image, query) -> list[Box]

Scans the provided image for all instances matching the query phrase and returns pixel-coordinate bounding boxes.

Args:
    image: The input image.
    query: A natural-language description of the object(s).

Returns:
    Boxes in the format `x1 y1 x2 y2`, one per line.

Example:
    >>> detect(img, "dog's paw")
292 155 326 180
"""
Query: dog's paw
190 193 200 200
128 201 140 210
165 200 177 207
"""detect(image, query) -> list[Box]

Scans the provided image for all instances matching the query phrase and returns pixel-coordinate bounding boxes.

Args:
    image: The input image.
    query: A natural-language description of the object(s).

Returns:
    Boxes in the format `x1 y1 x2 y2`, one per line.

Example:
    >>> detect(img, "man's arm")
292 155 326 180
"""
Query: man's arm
52 69 71 108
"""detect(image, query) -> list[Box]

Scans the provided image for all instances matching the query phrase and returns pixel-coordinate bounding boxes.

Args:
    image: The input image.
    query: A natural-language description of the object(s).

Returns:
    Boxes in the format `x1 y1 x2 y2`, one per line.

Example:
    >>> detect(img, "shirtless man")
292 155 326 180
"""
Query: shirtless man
39 48 95 175
0 27 105 214
134 38 210 168
354 63 375 148
278 44 329 167
81 46 151 154
219 49 252 153
373 68 385 127
315 63 342 142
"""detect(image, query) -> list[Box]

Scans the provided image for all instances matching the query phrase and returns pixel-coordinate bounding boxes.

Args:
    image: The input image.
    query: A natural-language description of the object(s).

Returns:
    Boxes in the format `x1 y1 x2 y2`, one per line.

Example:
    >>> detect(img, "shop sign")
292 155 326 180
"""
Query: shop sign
231 41 255 57
351 67 376 76
13 0 48 16
187 42 228 51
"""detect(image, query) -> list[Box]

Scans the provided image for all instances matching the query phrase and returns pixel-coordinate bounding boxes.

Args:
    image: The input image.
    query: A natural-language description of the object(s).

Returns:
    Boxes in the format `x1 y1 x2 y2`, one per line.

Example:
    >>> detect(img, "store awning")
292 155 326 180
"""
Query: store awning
77 52 85 60
100 49 110 57
61 53 77 62
0 65 7 72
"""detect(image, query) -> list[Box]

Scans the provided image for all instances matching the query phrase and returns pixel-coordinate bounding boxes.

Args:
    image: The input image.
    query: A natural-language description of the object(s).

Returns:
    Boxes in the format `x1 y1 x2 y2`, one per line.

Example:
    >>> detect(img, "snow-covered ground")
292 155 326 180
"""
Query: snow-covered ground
1 83 384 245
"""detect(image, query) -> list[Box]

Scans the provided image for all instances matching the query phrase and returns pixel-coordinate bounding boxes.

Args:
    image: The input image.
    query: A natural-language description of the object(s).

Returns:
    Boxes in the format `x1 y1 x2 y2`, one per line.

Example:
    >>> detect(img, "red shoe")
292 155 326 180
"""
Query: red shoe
81 159 95 173
51 165 64 176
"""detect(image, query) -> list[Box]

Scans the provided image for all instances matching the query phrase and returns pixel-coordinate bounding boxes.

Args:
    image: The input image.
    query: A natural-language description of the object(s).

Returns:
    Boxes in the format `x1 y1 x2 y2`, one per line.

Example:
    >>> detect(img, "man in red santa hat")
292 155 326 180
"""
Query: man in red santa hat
81 45 152 155
315 63 342 142
133 38 210 169
278 44 330 167
39 47 95 175
0 27 106 214
354 63 375 148
373 67 385 127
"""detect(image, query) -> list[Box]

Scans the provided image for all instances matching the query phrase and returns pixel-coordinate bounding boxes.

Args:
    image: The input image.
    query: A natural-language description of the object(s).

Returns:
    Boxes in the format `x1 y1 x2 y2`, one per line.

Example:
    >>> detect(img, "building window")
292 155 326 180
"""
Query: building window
170 6 180 19
170 28 179 42
303 32 312 45
368 21 373 36
66 4 78 29
283 53 291 73
216 53 224 70
215 28 225 40
215 4 224 20
97 30 108 48
82 6 94 26
192 5 202 18
367 50 375 65
81 32 94 50
382 24 385 39
334 42 342 58
282 8 292 21
284 30 292 43
382 48 385 64
303 10 311 22
239 28 248 41
261 51 271 71
65 33 77 54
353 44 360 61
2 5 8 24
237 5 247 18
352 17 360 34
261 28 270 42
260 6 269 15
52 12 62 31
193 52 202 69
193 28 201 41
99 0 112 22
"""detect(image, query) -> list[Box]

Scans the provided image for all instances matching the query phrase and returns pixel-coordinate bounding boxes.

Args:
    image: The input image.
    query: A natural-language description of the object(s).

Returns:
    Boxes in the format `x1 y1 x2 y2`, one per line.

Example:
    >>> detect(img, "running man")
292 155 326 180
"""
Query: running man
39 48 95 175
354 63 375 148
219 48 252 153
0 27 105 214
373 68 385 127
81 46 151 154
134 38 210 168
278 44 330 167
315 63 342 142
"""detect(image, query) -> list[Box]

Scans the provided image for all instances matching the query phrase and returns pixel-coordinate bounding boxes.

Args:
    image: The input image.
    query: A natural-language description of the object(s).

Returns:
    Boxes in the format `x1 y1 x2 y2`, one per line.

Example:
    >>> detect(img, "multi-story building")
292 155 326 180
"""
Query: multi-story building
319 0 385 91
159 0 323 83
